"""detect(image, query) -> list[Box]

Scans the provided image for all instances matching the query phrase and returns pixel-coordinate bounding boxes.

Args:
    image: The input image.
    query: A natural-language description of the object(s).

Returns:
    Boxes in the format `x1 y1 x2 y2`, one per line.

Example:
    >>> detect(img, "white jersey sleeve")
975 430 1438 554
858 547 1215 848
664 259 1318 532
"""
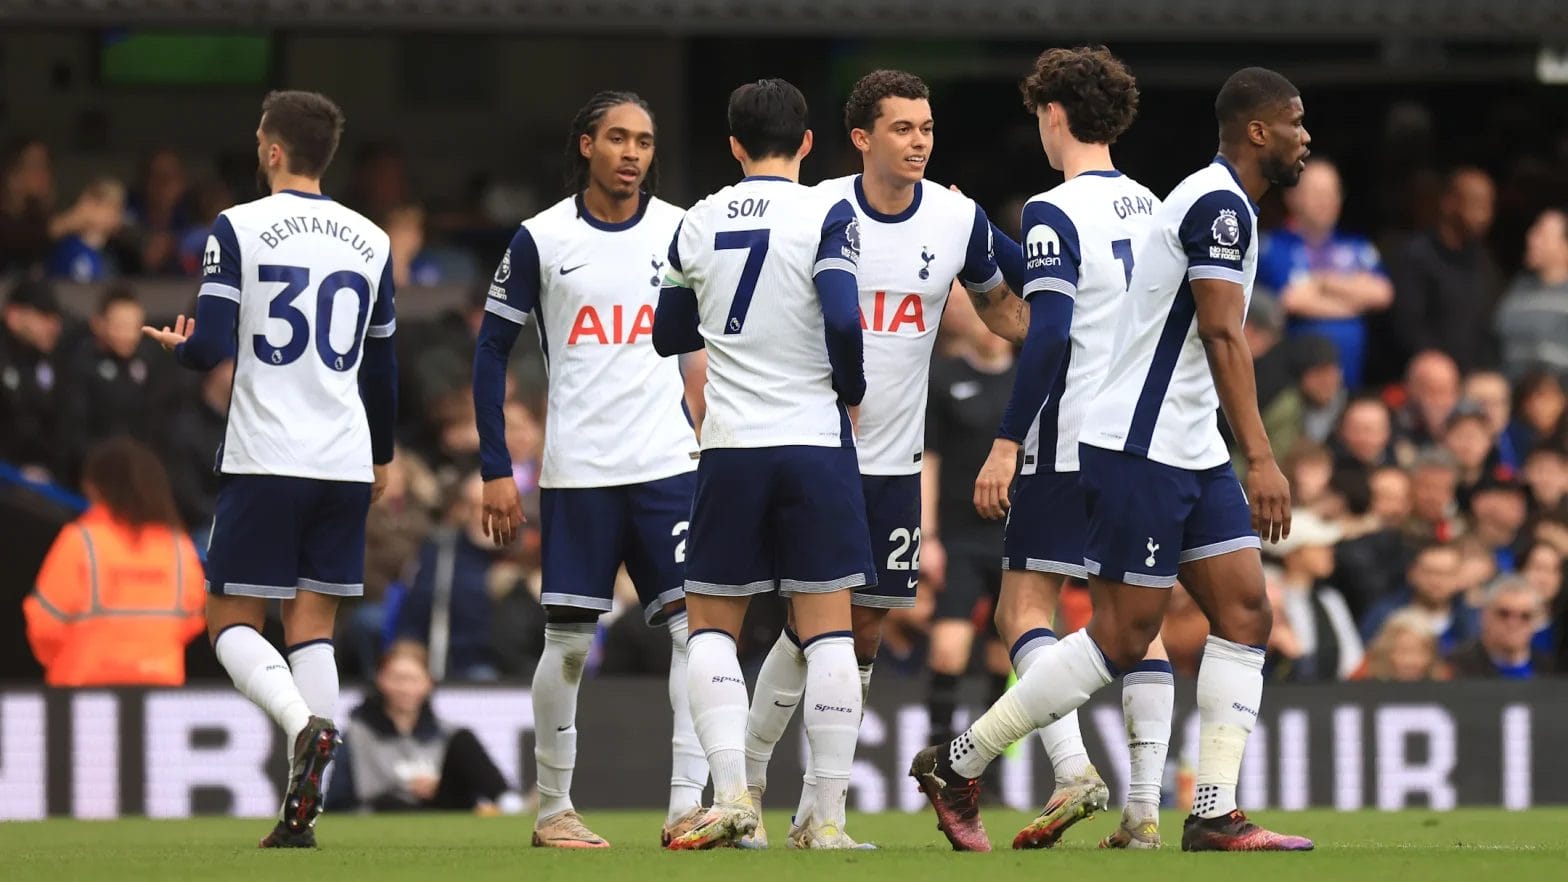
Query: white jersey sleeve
669 177 861 450
216 191 393 482
1081 158 1260 470
482 195 696 488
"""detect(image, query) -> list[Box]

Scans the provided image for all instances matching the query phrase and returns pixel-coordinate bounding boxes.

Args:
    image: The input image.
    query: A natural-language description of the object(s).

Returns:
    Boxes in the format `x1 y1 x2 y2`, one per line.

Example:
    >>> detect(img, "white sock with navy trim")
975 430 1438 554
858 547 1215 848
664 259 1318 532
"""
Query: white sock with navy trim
1010 628 1091 784
686 628 750 806
745 628 806 807
1123 659 1175 810
1193 636 1264 818
285 639 338 720
666 612 708 823
802 631 860 831
533 622 595 819
215 625 312 744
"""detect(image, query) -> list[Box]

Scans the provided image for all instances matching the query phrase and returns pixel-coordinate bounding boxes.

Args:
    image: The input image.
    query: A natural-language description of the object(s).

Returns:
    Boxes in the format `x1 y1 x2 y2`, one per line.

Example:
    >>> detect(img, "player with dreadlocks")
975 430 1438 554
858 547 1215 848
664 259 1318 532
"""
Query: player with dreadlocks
472 90 709 849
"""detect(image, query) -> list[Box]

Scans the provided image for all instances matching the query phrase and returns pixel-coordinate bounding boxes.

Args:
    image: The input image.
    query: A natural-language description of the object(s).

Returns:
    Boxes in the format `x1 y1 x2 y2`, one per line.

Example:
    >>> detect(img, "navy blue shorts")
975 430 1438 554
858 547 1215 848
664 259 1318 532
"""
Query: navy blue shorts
852 473 922 609
539 470 695 625
932 538 1003 622
1079 444 1259 588
684 446 876 597
205 474 372 598
1002 470 1088 579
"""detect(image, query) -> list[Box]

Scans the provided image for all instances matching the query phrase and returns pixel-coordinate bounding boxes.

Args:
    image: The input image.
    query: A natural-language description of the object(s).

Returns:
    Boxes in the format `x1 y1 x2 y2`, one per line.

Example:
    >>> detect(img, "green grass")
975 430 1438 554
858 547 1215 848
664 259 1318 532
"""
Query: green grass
0 809 1562 882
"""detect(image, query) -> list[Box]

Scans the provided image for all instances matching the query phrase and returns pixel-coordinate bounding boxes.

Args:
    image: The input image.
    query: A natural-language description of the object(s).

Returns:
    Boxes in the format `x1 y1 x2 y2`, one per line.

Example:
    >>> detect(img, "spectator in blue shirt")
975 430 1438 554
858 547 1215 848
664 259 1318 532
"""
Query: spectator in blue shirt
47 178 125 283
1258 158 1393 390
1447 578 1555 678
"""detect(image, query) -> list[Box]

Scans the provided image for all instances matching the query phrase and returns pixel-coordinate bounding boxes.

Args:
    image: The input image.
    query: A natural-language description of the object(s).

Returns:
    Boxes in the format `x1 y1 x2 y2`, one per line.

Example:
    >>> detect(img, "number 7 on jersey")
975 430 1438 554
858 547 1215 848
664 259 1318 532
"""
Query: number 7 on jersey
715 229 770 334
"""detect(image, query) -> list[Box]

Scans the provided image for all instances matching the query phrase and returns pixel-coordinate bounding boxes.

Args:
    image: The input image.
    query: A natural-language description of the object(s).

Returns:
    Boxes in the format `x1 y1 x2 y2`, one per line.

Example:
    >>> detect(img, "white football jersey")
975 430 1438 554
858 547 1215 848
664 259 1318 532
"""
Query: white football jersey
201 190 393 483
1081 157 1260 470
665 176 858 450
484 194 697 489
1017 171 1160 474
814 175 1003 475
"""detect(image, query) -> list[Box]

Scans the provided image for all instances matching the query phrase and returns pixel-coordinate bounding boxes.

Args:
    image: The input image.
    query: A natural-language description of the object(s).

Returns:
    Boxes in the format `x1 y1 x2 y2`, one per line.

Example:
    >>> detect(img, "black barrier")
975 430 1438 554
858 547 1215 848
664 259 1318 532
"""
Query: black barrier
0 678 1561 819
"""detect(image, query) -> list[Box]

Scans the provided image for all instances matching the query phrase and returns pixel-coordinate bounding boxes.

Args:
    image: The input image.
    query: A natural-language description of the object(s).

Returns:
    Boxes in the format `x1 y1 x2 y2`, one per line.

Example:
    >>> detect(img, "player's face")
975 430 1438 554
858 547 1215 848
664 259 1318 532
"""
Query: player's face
1261 97 1311 188
860 97 932 185
583 103 655 201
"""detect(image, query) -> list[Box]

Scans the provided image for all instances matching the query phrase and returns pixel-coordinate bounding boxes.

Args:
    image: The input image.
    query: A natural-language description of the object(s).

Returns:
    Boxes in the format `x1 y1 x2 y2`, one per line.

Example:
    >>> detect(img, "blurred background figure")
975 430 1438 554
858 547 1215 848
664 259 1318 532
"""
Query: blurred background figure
1264 510 1364 681
1353 608 1450 681
23 437 204 686
0 278 67 481
62 284 177 480
327 641 524 814
1447 578 1555 678
47 178 126 283
1495 207 1568 381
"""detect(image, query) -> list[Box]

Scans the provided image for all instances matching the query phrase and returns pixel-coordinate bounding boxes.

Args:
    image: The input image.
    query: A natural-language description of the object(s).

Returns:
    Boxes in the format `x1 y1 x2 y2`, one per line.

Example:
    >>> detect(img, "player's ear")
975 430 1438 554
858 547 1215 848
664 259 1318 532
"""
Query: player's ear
1248 118 1269 149
849 127 872 153
797 129 815 162
729 136 747 166
580 132 594 160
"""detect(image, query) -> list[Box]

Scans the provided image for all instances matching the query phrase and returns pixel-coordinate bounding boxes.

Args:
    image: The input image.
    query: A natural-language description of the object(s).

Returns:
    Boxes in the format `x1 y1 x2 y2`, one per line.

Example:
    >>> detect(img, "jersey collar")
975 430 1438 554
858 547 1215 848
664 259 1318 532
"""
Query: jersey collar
1074 169 1123 179
740 175 793 183
280 189 332 201
1212 155 1262 215
575 190 650 232
853 175 921 224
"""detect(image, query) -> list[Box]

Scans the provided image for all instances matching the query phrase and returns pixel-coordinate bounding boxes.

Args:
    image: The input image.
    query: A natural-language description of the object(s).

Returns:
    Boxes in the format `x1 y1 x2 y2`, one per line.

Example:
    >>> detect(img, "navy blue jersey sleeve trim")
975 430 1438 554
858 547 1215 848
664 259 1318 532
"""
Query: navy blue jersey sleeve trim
666 219 685 275
359 335 398 465
653 285 704 356
483 225 542 325
958 203 1004 292
997 290 1073 442
174 294 238 371
473 311 522 480
1179 189 1252 283
1021 199 1082 301
990 222 1024 293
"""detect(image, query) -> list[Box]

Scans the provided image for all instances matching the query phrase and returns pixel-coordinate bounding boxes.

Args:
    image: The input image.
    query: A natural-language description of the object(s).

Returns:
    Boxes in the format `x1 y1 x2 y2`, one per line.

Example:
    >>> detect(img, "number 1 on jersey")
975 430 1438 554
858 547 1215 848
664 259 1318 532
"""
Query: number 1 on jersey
1111 238 1135 290
715 229 770 334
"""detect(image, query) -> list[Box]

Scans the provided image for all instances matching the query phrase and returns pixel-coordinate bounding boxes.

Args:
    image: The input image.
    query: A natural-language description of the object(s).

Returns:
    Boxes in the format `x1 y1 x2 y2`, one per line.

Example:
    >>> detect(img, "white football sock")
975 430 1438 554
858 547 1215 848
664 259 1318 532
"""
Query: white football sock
533 621 594 819
858 661 874 701
285 640 339 720
802 633 860 830
1194 636 1264 818
1123 659 1175 810
1011 629 1090 784
666 612 709 822
952 629 1113 779
744 629 806 804
687 629 750 805
215 625 312 743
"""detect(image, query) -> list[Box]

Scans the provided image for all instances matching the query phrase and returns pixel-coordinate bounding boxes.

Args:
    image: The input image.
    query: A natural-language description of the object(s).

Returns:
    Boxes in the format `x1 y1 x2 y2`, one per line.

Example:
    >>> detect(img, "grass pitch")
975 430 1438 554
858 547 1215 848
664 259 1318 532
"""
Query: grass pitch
1 809 1562 882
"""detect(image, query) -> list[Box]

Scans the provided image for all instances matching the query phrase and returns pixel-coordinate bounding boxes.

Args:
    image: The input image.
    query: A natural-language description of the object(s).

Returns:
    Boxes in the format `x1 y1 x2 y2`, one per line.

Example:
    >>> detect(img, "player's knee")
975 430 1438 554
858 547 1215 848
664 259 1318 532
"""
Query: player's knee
850 606 884 662
1211 585 1272 646
1087 612 1161 672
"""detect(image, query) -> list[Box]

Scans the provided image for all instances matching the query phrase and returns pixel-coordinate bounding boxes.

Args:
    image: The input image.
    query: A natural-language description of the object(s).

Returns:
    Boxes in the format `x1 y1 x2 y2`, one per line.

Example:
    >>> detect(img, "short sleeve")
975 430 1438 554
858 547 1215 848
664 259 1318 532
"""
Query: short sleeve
198 213 243 302
483 225 542 325
1021 198 1082 301
958 202 1003 293
1178 189 1253 284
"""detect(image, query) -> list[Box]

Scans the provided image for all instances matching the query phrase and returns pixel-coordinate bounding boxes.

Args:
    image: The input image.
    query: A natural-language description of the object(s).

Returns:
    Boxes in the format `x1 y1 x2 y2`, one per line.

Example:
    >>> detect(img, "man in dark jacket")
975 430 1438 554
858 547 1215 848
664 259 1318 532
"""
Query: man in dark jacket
1448 578 1556 678
0 279 66 479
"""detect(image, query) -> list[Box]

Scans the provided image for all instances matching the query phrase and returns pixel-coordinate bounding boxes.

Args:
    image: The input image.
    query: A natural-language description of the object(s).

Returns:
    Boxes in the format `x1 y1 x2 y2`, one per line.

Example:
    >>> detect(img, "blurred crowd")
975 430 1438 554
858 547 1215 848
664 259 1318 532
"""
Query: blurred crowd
5 131 1567 690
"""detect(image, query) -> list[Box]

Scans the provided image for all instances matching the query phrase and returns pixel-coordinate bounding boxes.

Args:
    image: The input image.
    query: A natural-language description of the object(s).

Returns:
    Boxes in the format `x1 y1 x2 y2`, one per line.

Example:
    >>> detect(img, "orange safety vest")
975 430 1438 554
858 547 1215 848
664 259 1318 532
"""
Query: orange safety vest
23 506 206 686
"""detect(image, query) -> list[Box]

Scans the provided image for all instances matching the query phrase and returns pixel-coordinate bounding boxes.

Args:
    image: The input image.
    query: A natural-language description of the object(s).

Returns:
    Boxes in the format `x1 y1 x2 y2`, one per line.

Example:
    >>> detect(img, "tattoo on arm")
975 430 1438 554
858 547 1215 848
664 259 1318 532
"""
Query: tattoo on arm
969 282 1029 344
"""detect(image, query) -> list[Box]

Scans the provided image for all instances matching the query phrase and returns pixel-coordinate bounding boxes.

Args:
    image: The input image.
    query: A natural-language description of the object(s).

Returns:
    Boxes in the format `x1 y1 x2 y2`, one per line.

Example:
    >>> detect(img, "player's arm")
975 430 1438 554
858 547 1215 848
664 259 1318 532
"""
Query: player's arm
472 226 541 546
1314 243 1394 310
361 258 400 499
959 205 1029 345
1184 191 1290 542
653 220 705 357
976 199 1079 519
144 214 240 368
678 350 708 442
815 199 866 405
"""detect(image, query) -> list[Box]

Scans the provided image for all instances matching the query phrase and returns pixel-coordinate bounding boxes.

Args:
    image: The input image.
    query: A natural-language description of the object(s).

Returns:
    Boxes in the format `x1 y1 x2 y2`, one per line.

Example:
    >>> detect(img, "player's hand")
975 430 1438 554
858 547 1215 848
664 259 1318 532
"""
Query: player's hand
921 533 947 591
481 476 525 547
370 464 389 504
142 314 194 351
847 405 860 436
407 775 440 802
1246 456 1292 544
974 438 1020 520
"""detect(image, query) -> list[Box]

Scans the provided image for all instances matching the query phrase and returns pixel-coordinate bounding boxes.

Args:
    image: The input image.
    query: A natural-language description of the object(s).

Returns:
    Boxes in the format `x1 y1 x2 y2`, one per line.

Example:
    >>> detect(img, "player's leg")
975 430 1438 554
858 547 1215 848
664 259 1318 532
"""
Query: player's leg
1102 633 1173 849
911 448 1183 851
774 445 877 850
530 486 624 848
622 471 711 843
1175 464 1312 852
926 548 981 747
669 449 775 850
996 471 1105 848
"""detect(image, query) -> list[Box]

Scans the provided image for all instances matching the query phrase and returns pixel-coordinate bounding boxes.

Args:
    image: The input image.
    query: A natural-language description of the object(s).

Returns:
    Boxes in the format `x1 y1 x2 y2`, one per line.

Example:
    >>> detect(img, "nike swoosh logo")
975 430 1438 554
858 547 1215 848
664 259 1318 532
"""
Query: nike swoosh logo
560 263 588 275
773 701 797 708
556 724 572 731
907 577 918 590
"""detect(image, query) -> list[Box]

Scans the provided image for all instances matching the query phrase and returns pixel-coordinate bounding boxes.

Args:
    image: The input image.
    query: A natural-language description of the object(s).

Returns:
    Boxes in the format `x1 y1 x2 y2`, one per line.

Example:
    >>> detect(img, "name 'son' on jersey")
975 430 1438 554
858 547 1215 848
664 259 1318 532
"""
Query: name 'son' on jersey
860 290 927 334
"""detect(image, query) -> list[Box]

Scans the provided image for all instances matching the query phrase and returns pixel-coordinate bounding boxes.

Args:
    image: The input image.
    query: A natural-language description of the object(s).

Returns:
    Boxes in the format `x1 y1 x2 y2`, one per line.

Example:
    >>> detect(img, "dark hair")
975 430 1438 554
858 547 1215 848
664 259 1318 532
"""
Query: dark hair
1020 46 1139 145
1 136 47 178
728 78 809 162
1409 539 1459 564
97 282 139 316
259 90 345 179
1215 67 1299 140
1329 466 1373 517
565 91 658 196
81 437 183 530
843 70 930 135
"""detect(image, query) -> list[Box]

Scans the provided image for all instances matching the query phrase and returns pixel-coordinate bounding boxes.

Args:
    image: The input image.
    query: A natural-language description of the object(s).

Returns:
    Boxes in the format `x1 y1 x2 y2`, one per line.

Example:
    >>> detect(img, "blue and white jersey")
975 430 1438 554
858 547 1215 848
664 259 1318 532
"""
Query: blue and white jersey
202 190 393 482
663 176 861 450
814 175 1002 475
1015 171 1159 474
1081 157 1260 470
484 194 695 489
